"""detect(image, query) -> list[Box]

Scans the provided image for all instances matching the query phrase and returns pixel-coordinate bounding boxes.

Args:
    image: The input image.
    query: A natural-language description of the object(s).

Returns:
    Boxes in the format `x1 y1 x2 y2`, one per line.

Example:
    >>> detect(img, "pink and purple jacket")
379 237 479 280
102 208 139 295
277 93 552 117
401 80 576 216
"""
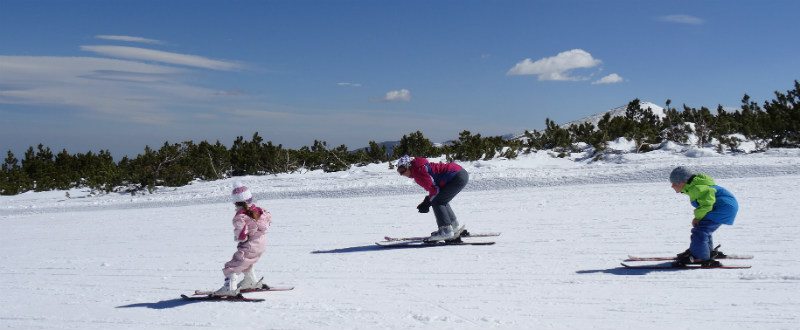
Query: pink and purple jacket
222 205 271 276
408 157 463 199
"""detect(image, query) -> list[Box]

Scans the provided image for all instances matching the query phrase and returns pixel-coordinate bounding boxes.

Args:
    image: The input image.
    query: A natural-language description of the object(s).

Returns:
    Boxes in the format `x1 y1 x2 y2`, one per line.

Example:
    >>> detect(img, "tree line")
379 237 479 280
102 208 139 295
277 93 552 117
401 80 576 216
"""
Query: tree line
1 80 798 195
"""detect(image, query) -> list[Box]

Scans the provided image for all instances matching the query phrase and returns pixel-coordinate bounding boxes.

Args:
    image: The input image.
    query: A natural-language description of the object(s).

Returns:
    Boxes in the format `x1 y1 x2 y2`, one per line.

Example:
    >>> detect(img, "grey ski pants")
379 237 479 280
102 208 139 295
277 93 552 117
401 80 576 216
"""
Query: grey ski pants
431 170 469 227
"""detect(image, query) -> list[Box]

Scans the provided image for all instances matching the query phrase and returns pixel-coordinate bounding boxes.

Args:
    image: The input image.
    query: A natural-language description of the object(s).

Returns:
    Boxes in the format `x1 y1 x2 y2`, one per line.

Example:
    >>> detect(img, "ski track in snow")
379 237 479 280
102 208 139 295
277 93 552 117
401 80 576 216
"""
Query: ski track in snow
1 150 799 329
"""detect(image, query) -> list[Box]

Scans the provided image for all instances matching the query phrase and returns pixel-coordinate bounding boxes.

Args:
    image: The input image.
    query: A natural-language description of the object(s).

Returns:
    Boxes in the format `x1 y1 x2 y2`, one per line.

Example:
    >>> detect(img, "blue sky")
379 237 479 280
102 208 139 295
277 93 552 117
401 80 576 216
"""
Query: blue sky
1 0 799 158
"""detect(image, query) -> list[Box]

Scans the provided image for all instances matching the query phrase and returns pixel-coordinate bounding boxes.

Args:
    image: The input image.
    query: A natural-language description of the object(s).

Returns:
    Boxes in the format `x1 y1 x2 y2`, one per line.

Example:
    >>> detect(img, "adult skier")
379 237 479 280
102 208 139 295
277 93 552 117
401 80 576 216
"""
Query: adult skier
396 155 469 241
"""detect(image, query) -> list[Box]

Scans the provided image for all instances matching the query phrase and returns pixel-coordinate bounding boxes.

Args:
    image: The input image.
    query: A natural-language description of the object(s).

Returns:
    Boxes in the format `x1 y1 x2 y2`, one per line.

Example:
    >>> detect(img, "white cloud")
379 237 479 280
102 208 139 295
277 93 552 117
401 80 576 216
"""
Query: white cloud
0 55 239 124
95 35 164 44
507 49 602 81
592 73 624 85
383 89 411 102
658 14 704 25
80 45 242 71
337 82 362 87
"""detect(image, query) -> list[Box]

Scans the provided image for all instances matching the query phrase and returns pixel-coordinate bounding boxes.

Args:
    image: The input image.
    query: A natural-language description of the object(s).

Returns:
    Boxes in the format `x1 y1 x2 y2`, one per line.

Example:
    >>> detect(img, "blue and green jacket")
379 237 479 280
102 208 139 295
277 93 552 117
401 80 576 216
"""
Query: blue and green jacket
681 174 738 225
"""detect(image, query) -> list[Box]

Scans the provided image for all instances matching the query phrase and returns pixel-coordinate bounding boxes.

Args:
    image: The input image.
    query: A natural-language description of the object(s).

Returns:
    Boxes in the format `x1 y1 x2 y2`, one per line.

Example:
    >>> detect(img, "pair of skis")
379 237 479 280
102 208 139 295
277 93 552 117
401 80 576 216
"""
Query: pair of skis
181 285 294 302
376 230 500 247
621 253 753 269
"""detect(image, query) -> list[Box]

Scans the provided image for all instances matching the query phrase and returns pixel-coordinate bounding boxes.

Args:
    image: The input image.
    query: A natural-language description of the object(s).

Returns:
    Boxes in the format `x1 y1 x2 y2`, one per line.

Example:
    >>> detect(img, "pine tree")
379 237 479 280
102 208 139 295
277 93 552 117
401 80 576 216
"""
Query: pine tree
661 99 691 144
763 81 800 147
366 141 389 163
567 122 599 149
393 131 438 158
83 150 121 192
185 140 229 180
522 130 544 153
21 144 58 191
230 133 265 175
623 99 661 152
53 149 79 189
541 118 572 152
453 130 484 161
1 151 30 195
124 145 160 192
734 94 770 150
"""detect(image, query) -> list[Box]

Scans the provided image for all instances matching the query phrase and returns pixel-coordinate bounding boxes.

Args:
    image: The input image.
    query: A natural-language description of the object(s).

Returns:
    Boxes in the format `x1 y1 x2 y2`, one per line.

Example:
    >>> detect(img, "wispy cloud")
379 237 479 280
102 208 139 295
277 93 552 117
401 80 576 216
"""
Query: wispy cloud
95 35 164 44
0 55 242 124
658 14 704 25
592 73 624 85
507 49 602 81
337 82 362 87
81 45 242 71
383 89 411 102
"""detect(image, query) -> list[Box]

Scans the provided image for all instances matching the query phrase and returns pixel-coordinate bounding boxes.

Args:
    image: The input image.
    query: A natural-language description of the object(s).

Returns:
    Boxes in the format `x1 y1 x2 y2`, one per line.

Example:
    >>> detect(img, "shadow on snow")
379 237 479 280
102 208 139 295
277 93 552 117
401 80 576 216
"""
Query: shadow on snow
117 298 202 309
575 266 688 276
311 243 459 254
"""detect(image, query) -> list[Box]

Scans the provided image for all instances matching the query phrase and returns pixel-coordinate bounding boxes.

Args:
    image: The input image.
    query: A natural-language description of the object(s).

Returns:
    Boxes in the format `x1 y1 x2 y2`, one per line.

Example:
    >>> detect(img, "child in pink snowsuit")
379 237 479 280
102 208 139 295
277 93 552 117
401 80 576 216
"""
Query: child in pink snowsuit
215 182 272 296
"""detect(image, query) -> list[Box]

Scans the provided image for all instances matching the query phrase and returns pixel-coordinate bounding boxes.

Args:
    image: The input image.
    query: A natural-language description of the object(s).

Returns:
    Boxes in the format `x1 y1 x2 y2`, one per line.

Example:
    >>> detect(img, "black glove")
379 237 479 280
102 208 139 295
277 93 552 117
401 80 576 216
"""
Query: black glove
417 196 431 213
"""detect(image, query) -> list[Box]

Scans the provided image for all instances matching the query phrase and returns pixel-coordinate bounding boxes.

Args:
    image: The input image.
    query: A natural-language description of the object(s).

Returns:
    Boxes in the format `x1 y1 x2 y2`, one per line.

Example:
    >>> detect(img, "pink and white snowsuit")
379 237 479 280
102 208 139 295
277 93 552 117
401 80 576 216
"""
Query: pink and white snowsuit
222 205 271 277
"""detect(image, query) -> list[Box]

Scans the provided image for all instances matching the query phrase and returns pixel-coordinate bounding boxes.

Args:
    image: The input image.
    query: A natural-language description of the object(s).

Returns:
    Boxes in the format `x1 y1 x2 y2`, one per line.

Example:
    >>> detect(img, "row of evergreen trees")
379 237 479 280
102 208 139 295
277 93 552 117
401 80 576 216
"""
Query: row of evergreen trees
1 81 798 196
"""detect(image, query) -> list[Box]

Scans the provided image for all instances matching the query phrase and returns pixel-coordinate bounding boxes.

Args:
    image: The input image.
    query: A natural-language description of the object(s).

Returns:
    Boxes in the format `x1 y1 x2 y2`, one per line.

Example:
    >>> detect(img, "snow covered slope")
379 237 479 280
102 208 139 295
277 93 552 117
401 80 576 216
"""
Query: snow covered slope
1 150 799 329
562 101 666 128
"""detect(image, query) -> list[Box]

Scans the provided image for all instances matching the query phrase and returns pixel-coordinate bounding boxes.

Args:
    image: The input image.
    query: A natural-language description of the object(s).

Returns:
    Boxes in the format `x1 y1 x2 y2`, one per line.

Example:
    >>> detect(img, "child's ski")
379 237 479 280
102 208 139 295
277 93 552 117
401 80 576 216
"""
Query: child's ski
180 294 265 302
192 285 294 296
620 262 751 269
625 254 753 262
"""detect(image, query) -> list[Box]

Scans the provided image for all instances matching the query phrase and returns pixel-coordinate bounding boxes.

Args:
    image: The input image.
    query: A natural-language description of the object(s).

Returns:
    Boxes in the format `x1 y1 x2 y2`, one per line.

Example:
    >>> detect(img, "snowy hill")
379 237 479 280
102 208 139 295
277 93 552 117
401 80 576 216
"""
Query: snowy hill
504 101 666 142
561 101 666 128
1 148 800 329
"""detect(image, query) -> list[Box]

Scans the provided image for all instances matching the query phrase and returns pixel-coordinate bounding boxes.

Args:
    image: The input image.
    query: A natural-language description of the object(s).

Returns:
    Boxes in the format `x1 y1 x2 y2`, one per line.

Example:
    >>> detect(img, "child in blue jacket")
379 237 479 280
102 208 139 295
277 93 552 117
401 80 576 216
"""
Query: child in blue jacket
670 166 739 267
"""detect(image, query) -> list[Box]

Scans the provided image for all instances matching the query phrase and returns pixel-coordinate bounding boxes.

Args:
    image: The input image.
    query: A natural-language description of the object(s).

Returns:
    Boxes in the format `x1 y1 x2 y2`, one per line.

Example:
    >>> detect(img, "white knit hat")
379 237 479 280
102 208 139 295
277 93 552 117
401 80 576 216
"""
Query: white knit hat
231 181 253 203
396 155 412 168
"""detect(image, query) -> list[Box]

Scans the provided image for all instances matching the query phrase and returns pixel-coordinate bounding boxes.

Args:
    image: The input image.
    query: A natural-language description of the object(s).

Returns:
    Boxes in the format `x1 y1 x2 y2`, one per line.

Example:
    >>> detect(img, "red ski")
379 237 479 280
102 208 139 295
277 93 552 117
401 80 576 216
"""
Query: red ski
625 254 753 262
193 284 294 296
621 262 751 269
626 245 752 262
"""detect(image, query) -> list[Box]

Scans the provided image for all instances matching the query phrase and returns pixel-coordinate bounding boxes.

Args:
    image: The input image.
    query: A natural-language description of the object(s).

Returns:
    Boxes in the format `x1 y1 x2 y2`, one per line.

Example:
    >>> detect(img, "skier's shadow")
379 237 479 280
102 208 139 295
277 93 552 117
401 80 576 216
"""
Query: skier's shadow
576 266 684 276
311 244 392 254
116 298 202 309
311 243 438 254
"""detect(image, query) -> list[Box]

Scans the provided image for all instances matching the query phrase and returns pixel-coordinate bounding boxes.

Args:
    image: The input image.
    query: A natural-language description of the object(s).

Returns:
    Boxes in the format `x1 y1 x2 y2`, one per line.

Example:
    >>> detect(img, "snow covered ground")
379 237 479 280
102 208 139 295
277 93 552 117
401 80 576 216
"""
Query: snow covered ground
1 149 800 329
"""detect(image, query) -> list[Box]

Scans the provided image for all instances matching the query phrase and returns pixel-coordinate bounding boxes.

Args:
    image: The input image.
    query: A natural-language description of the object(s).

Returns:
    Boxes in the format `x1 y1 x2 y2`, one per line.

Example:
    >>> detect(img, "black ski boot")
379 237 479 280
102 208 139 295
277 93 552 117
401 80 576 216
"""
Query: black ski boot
672 253 693 267
711 245 727 259
700 259 722 267
675 249 691 260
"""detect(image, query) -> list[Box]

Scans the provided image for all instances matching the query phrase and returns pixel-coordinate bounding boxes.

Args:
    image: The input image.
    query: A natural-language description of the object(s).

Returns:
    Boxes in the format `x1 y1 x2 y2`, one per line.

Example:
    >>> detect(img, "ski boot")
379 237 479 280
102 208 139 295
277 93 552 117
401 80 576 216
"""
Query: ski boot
711 245 728 259
427 226 455 241
213 273 242 296
672 253 693 267
238 269 266 291
450 220 466 238
699 259 722 268
673 254 722 268
676 249 691 259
